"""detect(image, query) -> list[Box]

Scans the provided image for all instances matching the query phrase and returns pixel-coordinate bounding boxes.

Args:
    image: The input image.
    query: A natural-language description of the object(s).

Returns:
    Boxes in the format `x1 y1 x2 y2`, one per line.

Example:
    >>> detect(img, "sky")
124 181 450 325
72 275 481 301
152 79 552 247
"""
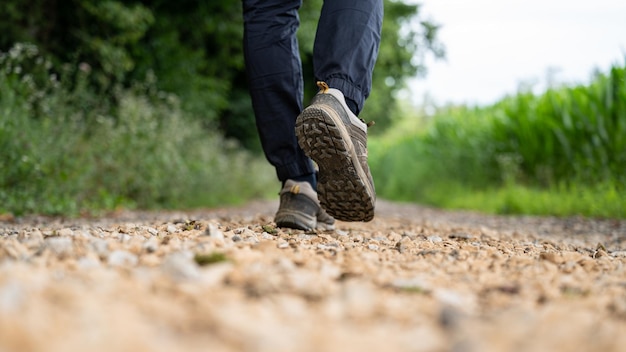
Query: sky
405 0 626 106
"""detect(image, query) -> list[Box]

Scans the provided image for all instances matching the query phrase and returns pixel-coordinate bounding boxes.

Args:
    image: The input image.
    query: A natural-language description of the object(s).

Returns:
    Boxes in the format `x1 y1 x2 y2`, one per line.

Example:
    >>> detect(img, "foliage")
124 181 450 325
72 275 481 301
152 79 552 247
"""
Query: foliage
0 0 443 215
0 43 274 216
370 62 626 218
298 0 444 131
1 0 154 91
491 66 626 186
0 0 443 150
367 1 445 131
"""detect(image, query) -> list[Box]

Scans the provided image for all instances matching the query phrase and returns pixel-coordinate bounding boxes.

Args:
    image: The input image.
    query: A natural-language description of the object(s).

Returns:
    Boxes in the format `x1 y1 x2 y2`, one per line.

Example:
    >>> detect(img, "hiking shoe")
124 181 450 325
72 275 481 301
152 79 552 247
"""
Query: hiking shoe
275 180 335 231
295 82 375 222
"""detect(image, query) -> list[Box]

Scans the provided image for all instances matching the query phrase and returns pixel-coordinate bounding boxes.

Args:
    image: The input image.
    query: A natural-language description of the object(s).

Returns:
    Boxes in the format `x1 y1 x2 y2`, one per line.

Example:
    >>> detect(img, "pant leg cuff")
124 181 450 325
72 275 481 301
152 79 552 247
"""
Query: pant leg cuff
275 159 316 182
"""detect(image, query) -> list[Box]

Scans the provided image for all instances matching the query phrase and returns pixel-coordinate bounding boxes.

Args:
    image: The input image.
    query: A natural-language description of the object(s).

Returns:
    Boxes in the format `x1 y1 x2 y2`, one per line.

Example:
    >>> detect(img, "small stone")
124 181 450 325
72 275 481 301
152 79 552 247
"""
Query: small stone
593 249 609 259
22 230 44 244
244 233 259 244
449 233 472 241
205 224 224 240
73 230 92 239
142 237 159 253
403 231 418 239
539 252 561 264
232 235 242 242
367 244 379 251
77 256 101 270
428 235 443 243
434 289 475 313
317 243 339 252
107 250 138 267
298 234 317 241
439 305 465 330
336 229 349 237
387 232 402 242
44 237 73 257
396 236 415 252
56 228 74 237
166 224 178 233
610 251 626 258
90 239 109 258
161 252 200 281
145 227 159 236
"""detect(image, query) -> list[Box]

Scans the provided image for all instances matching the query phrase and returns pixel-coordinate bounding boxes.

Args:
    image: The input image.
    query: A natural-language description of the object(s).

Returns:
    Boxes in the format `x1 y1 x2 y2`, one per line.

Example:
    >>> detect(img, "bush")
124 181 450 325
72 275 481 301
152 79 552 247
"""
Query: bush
0 43 275 216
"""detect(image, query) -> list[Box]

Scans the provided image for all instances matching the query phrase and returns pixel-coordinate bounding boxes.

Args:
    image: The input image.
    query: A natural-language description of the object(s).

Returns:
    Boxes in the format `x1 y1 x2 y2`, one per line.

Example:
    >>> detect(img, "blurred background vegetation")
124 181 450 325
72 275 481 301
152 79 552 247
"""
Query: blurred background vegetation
0 0 623 217
0 0 442 215
371 64 625 217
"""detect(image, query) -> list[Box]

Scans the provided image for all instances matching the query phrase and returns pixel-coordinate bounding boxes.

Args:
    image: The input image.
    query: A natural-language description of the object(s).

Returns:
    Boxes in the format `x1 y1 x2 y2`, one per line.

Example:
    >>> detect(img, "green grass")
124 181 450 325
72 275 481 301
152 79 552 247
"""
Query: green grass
370 62 626 219
415 182 624 218
0 43 276 216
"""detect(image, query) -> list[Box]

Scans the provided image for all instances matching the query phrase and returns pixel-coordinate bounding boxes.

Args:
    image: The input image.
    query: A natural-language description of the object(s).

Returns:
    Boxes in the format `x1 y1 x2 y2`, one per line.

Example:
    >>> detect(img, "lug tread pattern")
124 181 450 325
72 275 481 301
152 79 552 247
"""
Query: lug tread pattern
296 107 375 222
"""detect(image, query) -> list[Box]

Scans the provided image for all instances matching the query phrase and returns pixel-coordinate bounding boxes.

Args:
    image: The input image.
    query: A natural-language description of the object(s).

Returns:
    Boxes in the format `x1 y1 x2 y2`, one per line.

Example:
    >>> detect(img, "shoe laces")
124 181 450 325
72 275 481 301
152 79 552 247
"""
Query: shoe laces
289 183 300 194
317 81 330 93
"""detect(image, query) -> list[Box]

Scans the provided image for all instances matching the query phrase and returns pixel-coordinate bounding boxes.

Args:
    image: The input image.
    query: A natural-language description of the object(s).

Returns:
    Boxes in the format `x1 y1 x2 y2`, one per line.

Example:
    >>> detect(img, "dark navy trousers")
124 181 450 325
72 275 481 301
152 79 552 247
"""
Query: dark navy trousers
242 0 383 184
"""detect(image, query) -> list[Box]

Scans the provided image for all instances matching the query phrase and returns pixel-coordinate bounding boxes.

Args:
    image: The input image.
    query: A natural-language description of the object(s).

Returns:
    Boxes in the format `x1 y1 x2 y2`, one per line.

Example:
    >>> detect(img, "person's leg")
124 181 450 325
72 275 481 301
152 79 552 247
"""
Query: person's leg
313 0 384 115
242 0 315 187
295 0 383 222
242 0 333 230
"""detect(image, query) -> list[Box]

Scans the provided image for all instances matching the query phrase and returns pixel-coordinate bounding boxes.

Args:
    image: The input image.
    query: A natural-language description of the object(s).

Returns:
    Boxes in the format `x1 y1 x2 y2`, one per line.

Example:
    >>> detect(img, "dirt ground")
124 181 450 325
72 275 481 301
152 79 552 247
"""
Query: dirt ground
1 200 625 352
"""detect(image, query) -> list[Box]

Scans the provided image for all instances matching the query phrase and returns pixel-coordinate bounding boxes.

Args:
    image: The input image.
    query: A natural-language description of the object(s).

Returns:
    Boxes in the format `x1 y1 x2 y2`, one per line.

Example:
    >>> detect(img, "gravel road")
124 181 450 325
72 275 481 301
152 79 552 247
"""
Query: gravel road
1 200 625 352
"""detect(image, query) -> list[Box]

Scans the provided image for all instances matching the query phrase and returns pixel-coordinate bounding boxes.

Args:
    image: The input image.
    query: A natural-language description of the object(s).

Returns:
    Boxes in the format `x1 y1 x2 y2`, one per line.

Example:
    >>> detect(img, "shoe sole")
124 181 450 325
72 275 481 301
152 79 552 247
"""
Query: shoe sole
275 210 316 231
295 107 375 222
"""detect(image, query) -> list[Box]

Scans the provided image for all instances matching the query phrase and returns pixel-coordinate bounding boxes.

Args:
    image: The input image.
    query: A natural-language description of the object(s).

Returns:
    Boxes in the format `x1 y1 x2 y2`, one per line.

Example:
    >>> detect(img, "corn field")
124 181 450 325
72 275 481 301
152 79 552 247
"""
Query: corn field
492 64 626 186
370 62 626 217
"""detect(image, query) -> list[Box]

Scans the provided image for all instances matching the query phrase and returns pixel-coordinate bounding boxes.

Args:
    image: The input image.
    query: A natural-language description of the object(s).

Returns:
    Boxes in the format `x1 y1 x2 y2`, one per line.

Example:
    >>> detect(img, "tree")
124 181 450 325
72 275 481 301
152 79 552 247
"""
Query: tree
0 0 443 148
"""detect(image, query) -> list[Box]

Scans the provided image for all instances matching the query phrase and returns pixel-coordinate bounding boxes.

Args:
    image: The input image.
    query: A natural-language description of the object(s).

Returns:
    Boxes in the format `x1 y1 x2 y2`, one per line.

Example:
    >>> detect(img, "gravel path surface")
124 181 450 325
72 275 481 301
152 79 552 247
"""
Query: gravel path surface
1 200 625 352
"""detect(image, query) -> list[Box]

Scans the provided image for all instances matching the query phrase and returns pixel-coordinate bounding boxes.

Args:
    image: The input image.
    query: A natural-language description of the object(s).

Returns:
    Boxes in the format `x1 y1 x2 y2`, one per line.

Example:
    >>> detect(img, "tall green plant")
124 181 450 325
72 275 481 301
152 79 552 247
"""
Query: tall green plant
491 64 626 185
370 62 626 217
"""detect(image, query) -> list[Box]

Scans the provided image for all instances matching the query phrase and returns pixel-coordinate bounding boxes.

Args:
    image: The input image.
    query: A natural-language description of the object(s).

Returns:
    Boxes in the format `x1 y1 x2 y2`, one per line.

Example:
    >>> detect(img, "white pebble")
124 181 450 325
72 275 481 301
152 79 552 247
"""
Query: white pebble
107 250 138 267
368 244 379 251
427 235 443 243
161 252 200 281
44 237 73 257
